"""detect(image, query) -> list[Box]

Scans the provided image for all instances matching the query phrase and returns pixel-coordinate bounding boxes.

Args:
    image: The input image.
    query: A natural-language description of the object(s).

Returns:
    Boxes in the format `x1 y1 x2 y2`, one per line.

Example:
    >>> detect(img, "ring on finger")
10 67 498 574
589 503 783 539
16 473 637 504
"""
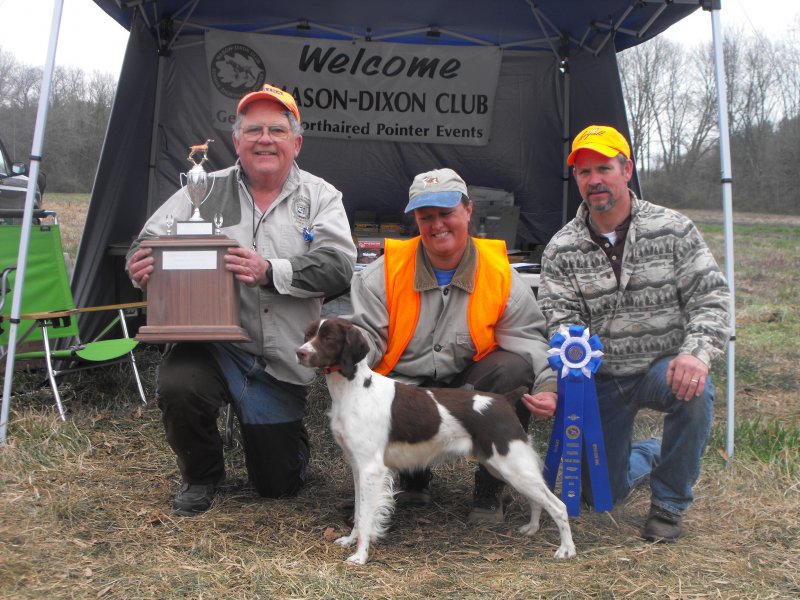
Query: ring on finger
691 378 699 383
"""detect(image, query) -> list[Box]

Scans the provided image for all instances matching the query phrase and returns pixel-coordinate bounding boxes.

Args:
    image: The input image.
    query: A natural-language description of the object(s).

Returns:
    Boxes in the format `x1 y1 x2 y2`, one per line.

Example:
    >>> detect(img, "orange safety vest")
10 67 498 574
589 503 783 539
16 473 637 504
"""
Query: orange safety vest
374 237 512 375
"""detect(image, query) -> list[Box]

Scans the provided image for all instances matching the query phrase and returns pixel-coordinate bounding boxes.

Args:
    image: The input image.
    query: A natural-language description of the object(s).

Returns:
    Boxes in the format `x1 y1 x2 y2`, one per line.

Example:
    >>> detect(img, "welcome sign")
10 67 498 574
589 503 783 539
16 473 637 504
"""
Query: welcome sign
205 30 502 146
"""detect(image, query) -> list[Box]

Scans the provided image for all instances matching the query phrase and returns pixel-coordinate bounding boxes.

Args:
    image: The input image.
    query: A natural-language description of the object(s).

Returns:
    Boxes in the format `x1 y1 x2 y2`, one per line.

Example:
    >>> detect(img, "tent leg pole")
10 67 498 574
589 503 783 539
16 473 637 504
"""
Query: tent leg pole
1 0 66 445
710 7 736 463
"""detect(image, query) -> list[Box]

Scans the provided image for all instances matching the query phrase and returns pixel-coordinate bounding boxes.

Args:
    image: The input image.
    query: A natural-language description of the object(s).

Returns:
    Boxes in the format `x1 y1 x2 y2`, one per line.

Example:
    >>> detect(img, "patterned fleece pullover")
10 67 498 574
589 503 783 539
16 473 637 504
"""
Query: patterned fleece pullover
539 192 731 377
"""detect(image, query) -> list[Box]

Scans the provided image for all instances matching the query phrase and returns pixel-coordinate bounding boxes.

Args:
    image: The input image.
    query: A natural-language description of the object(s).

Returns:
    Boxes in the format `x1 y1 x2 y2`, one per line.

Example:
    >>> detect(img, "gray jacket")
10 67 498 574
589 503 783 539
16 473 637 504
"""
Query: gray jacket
129 161 357 385
349 238 557 393
539 193 730 377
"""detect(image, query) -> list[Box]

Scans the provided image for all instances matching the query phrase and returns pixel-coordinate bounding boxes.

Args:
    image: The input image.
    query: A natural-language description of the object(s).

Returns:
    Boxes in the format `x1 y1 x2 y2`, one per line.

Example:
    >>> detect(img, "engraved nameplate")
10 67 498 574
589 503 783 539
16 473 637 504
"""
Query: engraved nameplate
162 250 217 270
176 221 213 236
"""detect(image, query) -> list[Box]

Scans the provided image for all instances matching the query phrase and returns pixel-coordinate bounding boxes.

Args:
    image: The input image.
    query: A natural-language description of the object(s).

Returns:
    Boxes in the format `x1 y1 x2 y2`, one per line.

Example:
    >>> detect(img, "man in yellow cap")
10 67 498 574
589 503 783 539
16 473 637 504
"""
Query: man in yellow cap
537 125 730 542
126 84 356 515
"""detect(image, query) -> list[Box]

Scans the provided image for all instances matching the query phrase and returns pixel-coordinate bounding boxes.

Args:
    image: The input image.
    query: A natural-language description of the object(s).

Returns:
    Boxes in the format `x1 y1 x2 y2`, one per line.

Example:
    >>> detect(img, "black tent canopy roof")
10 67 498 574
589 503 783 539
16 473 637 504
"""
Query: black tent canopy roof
93 0 702 55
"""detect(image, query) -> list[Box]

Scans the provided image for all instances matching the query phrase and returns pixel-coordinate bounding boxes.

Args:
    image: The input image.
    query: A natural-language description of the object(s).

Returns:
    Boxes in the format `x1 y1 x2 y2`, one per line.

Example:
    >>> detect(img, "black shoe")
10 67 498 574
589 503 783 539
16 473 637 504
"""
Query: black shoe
642 504 684 543
395 488 432 507
172 481 219 516
467 470 506 524
395 470 433 507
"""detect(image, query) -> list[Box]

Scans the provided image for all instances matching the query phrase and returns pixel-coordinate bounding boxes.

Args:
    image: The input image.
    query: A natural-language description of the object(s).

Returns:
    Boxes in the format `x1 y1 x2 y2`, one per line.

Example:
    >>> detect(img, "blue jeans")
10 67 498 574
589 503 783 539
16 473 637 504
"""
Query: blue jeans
594 356 714 515
206 343 307 424
158 342 309 497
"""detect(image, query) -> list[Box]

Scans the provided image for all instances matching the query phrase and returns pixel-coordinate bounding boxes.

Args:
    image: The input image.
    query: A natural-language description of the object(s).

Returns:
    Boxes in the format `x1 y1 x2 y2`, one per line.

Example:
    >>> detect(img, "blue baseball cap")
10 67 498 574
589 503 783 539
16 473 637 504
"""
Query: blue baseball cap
404 168 468 213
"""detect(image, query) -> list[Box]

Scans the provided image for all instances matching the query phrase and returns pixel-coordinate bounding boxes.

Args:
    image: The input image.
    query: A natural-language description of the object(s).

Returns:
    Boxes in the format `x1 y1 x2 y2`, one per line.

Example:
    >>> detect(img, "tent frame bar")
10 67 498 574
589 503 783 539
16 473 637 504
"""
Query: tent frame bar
1 0 64 444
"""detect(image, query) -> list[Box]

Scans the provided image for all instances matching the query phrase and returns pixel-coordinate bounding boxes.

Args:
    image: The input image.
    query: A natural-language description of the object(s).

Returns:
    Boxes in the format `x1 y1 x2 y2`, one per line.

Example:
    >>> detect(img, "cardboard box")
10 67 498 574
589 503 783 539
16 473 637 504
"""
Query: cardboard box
356 237 383 265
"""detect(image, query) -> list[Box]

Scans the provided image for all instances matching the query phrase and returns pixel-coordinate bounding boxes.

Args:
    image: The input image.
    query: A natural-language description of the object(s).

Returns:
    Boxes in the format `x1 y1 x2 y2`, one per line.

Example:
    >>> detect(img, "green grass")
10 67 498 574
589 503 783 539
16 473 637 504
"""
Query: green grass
710 419 800 479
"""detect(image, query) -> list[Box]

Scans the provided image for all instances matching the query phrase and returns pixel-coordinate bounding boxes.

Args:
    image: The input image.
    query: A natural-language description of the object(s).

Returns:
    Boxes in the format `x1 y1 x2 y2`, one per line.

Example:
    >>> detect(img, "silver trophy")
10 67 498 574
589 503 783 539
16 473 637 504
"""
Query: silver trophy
180 139 215 221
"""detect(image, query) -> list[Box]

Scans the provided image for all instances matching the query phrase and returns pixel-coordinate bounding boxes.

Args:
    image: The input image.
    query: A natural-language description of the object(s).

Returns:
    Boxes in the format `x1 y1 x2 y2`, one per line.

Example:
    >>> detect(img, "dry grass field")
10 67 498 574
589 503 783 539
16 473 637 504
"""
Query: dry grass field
0 196 797 598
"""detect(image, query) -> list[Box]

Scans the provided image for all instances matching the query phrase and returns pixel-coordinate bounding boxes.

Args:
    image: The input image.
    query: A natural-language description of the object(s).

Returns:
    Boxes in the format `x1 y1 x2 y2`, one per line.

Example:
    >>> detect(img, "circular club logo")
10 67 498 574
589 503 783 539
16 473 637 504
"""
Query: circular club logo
210 44 266 99
566 425 581 440
566 342 587 364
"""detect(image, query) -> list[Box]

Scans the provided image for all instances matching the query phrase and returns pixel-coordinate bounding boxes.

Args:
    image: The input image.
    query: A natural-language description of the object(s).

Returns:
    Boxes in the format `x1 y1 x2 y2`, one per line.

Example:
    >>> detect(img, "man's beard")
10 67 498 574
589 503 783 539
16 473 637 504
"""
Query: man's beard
585 185 615 212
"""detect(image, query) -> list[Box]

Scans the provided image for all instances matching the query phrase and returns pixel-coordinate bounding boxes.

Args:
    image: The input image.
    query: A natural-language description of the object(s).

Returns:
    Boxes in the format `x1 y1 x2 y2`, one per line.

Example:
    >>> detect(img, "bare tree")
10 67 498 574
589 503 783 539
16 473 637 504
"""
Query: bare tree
619 38 660 172
0 50 116 193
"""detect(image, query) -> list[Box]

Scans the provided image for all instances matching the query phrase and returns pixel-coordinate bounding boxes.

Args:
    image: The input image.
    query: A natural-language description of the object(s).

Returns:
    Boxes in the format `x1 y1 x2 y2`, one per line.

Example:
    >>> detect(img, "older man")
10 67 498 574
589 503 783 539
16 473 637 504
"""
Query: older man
538 125 730 542
126 84 356 515
349 168 557 523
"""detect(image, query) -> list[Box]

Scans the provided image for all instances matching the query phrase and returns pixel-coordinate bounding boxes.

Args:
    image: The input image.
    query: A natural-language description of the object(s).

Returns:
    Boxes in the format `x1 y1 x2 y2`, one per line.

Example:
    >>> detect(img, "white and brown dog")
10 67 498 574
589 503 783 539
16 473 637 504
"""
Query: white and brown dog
296 317 576 564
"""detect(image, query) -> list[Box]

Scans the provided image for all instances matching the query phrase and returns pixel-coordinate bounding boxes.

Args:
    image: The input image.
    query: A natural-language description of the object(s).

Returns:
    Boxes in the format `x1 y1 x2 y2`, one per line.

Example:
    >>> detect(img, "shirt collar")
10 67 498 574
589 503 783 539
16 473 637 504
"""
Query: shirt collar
414 237 477 293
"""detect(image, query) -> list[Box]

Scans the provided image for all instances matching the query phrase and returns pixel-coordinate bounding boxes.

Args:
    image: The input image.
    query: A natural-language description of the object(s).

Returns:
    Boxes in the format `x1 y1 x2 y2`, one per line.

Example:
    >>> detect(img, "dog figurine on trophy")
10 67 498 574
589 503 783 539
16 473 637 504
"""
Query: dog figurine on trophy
180 139 216 226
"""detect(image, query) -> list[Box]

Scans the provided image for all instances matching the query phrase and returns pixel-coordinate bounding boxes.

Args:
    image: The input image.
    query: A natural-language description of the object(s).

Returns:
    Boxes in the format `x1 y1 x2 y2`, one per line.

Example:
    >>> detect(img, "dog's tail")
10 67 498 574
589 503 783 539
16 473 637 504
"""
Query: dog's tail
372 469 396 541
503 385 530 406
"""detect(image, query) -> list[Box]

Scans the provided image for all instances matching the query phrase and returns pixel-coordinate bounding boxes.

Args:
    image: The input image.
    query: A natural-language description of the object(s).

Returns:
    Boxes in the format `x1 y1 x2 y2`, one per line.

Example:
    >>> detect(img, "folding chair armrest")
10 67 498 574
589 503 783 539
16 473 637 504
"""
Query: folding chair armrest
0 209 57 221
72 301 147 315
20 301 146 319
18 308 78 321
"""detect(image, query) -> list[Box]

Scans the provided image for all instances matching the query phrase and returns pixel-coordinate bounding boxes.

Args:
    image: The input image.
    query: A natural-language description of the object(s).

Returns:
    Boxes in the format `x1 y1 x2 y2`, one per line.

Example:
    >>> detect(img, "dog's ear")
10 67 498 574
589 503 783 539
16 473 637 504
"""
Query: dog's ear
303 319 321 342
340 325 369 379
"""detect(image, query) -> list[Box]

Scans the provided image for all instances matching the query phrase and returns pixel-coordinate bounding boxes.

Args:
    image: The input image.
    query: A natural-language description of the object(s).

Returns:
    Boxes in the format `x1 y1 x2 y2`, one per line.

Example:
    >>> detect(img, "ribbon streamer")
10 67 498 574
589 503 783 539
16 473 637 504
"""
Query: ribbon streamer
544 325 612 516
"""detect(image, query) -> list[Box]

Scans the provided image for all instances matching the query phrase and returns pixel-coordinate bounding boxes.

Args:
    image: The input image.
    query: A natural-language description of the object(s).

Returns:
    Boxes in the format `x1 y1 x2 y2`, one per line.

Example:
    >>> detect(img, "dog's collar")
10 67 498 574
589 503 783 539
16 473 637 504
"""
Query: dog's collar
322 365 341 374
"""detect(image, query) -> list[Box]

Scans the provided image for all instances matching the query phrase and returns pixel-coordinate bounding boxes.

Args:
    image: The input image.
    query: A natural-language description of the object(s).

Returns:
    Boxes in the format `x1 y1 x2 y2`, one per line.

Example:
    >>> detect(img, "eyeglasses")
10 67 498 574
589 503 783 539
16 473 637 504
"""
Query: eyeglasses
239 124 291 142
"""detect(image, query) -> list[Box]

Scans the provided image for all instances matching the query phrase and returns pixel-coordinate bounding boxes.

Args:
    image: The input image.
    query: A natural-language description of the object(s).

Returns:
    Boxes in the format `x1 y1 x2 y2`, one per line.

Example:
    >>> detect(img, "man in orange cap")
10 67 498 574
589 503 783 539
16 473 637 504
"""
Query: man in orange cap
538 125 730 542
126 84 356 515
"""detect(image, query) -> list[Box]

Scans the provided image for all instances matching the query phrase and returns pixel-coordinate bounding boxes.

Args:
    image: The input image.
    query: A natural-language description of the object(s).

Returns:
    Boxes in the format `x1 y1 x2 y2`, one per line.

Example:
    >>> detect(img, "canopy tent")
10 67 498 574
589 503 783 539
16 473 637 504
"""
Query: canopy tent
77 0 702 312
2 0 736 458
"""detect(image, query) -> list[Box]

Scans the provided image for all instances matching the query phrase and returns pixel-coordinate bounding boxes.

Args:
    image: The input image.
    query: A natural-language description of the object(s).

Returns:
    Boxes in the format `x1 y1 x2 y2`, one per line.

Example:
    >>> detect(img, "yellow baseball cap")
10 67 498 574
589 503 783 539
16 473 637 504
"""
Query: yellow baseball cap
237 84 301 122
567 125 630 166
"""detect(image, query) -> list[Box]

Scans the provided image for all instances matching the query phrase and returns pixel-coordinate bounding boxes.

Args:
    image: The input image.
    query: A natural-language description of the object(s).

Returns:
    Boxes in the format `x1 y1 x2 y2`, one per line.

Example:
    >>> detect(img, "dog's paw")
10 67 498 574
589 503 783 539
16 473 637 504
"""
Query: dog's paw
335 533 357 547
346 551 368 565
518 522 540 536
554 544 577 559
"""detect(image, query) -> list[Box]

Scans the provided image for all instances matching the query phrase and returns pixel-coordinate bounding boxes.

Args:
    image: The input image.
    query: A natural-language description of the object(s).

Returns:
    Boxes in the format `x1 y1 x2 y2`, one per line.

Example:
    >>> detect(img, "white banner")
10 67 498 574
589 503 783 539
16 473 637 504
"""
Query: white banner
205 30 502 146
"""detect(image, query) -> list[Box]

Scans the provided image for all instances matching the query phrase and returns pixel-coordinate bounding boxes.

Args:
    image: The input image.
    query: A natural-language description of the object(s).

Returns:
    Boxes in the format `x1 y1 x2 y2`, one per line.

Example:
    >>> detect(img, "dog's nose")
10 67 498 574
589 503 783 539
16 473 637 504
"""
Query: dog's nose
296 347 308 362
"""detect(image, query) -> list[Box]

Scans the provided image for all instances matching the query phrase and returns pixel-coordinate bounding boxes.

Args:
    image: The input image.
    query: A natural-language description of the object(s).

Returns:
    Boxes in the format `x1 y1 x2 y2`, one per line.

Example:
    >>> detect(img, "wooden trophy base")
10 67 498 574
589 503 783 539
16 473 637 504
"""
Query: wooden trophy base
135 235 251 343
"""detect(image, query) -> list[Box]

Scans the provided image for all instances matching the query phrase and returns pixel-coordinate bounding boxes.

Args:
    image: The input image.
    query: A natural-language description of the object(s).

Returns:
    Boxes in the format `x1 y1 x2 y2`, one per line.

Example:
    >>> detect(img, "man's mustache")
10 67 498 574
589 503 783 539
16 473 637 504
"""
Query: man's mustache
587 184 612 195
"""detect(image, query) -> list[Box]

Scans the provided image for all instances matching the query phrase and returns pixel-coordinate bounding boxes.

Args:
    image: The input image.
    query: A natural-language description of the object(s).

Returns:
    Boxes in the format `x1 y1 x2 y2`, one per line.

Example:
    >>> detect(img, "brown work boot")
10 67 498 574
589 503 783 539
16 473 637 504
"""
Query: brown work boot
642 504 684 543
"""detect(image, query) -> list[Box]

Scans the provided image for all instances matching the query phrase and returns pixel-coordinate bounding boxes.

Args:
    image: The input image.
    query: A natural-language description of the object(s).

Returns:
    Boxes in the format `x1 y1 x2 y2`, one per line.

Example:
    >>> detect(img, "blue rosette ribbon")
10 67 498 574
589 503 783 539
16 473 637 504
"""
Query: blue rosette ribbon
543 324 612 516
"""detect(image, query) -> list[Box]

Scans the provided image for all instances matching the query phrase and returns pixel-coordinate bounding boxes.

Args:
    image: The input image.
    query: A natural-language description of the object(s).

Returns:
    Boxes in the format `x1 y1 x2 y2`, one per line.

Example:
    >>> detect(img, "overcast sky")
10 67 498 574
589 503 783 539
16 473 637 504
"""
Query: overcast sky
0 0 798 76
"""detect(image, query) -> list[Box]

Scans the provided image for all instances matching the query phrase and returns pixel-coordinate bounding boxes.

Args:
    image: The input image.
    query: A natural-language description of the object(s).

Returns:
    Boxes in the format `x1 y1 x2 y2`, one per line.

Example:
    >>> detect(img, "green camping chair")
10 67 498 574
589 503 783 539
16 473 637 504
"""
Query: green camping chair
0 213 147 420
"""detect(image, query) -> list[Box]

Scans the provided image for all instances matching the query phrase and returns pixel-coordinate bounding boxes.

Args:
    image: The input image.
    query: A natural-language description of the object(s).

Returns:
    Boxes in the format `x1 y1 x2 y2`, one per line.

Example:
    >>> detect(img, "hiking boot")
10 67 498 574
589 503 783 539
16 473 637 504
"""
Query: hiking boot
395 488 432 507
467 470 506 524
172 480 220 516
395 470 433 507
642 504 684 543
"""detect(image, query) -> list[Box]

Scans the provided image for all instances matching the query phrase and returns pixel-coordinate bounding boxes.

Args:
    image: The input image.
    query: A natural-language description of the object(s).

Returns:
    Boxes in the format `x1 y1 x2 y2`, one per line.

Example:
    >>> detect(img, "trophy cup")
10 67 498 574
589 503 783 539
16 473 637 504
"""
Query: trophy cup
135 138 249 343
176 139 215 234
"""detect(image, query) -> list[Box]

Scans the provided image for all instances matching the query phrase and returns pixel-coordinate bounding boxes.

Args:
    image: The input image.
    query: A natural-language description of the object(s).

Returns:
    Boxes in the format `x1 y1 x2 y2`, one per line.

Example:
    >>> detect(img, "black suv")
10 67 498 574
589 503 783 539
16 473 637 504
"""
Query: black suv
0 136 45 212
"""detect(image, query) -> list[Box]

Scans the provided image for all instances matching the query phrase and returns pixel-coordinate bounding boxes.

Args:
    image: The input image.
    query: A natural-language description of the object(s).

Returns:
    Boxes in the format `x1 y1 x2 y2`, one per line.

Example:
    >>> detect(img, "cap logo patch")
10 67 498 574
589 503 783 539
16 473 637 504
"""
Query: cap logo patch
577 128 605 143
422 177 439 186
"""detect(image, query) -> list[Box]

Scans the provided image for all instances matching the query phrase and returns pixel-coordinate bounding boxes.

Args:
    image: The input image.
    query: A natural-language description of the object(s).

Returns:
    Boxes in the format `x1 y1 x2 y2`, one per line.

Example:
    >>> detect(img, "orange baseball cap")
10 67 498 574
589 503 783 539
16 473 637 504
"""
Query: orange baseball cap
567 125 631 166
237 84 301 122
